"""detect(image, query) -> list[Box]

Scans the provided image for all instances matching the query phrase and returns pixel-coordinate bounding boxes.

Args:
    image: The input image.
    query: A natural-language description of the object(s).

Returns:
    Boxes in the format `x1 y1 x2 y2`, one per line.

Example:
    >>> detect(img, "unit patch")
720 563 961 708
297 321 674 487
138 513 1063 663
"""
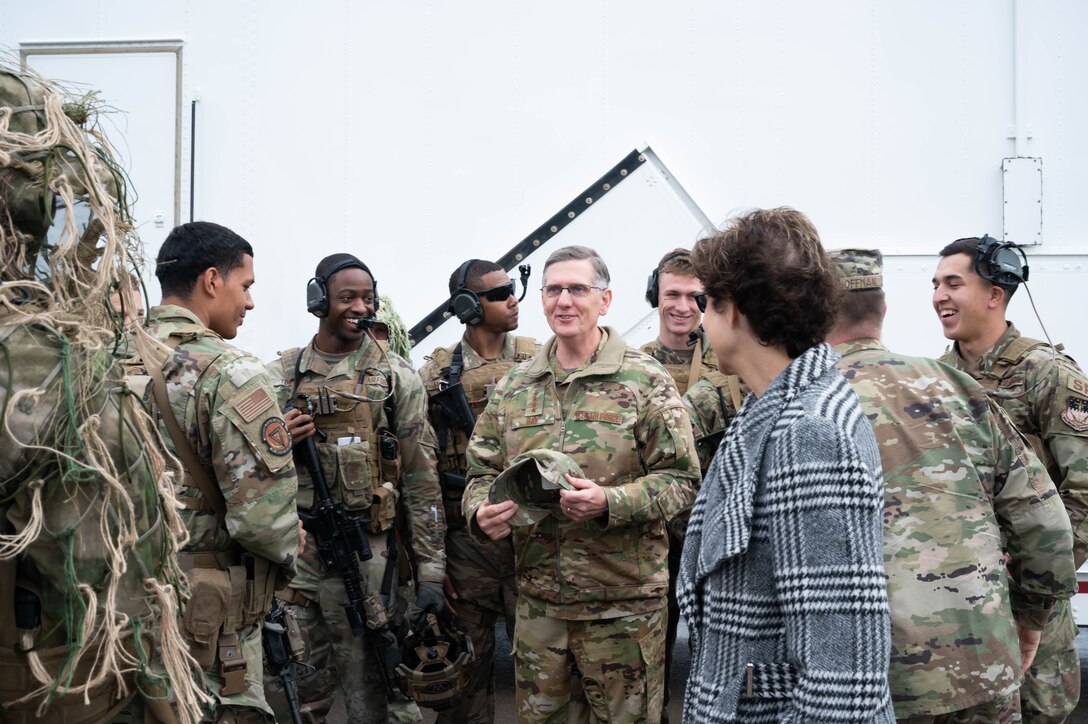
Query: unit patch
1061 397 1088 432
235 387 274 423
574 410 623 425
1071 378 1088 397
261 417 293 455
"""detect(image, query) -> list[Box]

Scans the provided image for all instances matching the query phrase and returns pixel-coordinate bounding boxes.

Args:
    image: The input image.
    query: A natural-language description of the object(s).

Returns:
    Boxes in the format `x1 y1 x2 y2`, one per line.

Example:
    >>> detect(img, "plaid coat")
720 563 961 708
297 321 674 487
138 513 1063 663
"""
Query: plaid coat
677 344 894 723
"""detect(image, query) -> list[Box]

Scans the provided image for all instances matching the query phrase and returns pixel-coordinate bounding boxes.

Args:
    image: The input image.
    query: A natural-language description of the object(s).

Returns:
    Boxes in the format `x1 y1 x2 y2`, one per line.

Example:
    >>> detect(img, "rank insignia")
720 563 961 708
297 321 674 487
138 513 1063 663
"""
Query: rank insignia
261 417 293 455
1061 397 1088 432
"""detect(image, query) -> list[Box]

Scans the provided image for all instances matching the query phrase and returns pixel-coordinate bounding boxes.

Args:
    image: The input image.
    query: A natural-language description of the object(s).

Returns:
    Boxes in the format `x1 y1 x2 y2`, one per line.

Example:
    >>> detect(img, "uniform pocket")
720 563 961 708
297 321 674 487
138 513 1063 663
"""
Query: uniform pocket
336 443 374 511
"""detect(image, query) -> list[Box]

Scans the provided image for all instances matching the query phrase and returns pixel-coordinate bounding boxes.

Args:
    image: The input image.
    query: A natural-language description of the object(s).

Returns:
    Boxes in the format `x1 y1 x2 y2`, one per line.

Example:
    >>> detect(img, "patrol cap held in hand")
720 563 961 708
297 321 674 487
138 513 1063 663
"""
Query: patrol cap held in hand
489 449 584 526
828 248 883 291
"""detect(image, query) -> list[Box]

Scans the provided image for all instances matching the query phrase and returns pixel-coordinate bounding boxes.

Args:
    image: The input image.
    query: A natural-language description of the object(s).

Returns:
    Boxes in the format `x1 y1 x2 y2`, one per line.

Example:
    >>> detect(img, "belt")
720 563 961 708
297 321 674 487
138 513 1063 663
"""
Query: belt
745 662 797 699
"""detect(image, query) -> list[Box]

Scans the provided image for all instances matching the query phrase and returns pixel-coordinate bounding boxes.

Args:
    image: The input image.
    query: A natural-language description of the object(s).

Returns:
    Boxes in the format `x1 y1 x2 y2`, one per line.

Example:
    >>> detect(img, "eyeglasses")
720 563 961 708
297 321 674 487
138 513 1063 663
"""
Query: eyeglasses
478 281 516 302
693 292 708 313
541 284 606 299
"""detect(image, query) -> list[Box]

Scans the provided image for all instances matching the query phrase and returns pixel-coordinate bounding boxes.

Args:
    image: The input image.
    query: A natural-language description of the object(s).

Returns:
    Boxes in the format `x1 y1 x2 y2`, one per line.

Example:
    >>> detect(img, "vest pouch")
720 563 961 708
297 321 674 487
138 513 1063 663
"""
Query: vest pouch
377 429 402 485
182 567 230 669
334 442 374 511
368 483 397 534
242 556 278 628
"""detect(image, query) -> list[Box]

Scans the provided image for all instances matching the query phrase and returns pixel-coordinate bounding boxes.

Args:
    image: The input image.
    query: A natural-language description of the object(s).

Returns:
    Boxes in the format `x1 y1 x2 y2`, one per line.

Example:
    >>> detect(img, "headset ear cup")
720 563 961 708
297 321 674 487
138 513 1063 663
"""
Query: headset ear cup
306 278 328 318
372 281 380 313
451 290 483 326
645 272 659 308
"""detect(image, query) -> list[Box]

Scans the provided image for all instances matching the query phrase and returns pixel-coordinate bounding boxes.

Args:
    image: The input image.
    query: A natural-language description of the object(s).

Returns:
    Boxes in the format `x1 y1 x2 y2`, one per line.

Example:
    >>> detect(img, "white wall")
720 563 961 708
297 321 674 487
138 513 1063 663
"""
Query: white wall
3 0 1086 364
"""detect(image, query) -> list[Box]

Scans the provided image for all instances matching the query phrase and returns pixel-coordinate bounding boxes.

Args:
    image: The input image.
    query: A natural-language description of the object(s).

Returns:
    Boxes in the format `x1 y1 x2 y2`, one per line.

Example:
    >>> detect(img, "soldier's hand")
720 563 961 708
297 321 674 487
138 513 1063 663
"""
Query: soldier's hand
1017 623 1041 672
476 499 518 540
282 407 316 445
559 475 607 522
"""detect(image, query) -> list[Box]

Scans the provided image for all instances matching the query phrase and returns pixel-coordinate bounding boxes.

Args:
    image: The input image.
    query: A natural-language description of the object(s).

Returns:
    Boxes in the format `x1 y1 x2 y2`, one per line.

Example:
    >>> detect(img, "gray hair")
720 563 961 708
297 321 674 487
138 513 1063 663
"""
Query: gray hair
542 245 610 288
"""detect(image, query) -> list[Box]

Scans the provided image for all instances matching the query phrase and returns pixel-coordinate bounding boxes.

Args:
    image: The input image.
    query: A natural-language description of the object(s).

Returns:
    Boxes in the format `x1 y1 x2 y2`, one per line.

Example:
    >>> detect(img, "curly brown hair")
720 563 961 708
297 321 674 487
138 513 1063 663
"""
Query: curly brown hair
691 208 841 358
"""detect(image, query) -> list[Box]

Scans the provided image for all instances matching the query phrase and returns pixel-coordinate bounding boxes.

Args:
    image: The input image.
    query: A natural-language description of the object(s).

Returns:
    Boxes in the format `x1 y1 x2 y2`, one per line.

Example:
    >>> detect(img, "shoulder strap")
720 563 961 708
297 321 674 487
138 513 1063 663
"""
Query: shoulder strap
132 330 227 523
639 341 656 356
689 336 705 387
513 335 536 361
727 375 744 413
991 336 1048 379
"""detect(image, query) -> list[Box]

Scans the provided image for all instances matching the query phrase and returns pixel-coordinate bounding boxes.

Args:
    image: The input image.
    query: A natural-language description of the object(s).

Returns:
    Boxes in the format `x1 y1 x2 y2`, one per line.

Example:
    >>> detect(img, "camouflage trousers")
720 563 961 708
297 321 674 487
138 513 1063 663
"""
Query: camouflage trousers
435 525 517 724
513 595 666 724
1018 599 1080 723
198 622 276 722
897 692 1020 723
264 576 422 724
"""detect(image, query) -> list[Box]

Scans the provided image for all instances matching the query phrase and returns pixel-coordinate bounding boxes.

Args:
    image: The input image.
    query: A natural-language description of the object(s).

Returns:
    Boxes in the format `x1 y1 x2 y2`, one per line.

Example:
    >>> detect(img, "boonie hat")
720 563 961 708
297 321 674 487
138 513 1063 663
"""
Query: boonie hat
489 449 583 526
827 248 883 290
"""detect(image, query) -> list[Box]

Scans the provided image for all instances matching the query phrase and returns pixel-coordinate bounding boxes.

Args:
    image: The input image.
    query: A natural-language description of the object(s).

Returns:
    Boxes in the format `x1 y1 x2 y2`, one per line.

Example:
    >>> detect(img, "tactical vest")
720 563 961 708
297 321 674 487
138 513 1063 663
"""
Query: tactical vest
427 336 536 475
641 336 720 397
974 335 1061 478
280 346 402 533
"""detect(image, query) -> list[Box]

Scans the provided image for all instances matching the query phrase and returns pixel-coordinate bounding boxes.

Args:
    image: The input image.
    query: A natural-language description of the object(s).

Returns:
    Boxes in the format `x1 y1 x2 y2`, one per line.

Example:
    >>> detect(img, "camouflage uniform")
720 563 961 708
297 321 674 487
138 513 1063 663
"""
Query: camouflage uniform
137 304 300 722
418 333 537 724
835 338 1076 719
641 328 741 721
940 324 1088 722
265 335 445 723
463 327 699 724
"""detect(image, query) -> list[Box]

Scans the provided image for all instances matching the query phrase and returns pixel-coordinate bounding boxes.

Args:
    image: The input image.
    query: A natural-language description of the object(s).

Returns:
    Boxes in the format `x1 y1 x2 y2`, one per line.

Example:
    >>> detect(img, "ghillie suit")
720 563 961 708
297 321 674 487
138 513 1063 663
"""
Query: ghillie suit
0 63 208 722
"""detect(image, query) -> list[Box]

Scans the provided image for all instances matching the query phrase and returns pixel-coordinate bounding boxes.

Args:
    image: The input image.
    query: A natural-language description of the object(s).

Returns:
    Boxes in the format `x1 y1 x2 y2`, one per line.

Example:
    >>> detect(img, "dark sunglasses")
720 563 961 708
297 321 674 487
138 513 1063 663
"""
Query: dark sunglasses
693 291 708 313
479 281 516 302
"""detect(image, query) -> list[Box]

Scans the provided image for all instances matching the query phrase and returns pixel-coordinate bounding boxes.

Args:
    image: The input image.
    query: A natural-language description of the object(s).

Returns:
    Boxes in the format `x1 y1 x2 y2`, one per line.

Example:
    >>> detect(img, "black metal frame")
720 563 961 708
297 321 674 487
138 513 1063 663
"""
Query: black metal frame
408 148 647 347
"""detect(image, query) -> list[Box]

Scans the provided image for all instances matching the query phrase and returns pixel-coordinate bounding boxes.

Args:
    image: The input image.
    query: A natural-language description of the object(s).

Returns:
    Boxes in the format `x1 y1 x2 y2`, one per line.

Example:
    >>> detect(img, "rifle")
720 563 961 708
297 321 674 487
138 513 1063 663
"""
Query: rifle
430 381 476 441
263 598 315 724
290 394 403 698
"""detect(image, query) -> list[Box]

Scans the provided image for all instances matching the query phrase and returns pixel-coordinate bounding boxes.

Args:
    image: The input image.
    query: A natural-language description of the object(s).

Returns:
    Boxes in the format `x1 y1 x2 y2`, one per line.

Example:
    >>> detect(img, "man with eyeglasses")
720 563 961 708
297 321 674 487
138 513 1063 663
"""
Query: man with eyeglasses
418 258 539 724
264 253 446 722
640 249 744 721
462 245 699 723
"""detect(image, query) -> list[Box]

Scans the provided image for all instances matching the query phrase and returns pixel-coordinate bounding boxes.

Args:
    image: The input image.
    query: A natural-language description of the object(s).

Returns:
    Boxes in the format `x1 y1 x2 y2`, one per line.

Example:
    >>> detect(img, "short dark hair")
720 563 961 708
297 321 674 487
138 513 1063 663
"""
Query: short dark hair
938 236 1018 300
448 259 504 295
837 288 886 329
155 222 253 297
691 207 840 358
315 253 372 284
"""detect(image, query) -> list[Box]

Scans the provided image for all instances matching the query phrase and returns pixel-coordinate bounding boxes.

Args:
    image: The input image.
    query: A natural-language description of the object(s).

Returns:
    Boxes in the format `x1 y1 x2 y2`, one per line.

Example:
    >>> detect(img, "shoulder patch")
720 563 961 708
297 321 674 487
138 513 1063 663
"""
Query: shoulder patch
260 417 293 456
1071 377 1088 397
1061 397 1088 432
235 387 275 422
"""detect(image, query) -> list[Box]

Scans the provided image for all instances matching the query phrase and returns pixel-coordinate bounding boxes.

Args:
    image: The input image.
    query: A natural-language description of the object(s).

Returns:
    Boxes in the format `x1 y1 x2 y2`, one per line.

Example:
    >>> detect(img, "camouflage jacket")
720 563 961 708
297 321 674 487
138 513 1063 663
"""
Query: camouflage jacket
267 337 446 584
463 327 699 618
142 305 299 574
940 323 1088 567
837 338 1076 717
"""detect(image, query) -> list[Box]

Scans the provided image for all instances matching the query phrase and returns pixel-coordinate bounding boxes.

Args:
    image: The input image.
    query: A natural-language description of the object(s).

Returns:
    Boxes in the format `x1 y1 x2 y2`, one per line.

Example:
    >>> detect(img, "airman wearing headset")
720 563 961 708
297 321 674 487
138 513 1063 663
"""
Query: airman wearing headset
417 258 538 724
934 236 1088 723
264 253 446 723
639 248 744 723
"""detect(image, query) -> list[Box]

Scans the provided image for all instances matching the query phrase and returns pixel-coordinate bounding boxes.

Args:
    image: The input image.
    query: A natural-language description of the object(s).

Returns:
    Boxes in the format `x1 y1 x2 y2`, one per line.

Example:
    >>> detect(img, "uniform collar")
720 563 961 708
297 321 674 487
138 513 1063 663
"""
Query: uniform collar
458 333 516 372
527 326 626 381
953 322 1018 374
832 337 886 357
299 335 381 377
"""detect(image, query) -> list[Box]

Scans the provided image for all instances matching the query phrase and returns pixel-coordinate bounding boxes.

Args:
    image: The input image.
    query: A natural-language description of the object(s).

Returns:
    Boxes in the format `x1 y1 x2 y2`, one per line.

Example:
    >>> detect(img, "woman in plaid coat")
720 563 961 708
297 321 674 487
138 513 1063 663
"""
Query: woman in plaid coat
678 208 894 723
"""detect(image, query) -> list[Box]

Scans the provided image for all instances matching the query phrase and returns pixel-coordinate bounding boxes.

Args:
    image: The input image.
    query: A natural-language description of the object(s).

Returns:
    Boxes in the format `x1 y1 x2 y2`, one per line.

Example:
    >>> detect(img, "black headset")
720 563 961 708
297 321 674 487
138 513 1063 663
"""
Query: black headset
448 260 485 326
975 234 1029 287
645 250 691 308
306 256 379 318
447 261 531 326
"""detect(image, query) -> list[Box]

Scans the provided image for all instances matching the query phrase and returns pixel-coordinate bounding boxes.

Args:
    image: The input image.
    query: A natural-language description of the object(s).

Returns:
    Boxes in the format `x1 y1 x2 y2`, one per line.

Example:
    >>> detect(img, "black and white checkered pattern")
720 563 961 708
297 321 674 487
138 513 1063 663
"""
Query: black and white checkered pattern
677 343 894 723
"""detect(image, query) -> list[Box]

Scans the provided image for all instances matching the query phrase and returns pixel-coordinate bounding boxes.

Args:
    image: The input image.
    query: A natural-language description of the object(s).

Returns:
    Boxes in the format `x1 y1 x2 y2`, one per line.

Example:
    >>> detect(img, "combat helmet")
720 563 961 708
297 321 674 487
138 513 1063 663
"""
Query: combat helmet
488 448 584 525
395 613 475 711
